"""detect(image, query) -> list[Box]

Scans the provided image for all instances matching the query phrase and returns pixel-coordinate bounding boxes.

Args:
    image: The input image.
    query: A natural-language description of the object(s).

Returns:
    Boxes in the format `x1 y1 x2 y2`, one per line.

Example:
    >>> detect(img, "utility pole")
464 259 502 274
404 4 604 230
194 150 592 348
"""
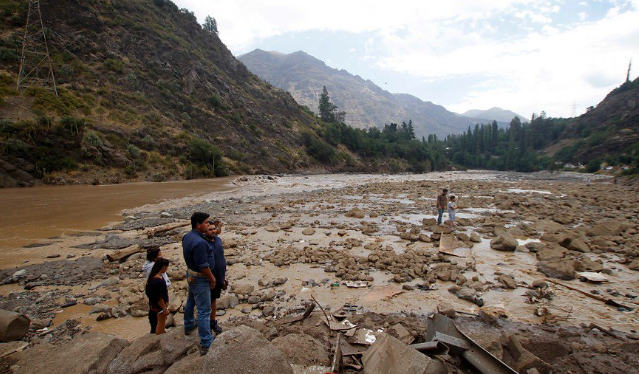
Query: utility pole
17 0 58 95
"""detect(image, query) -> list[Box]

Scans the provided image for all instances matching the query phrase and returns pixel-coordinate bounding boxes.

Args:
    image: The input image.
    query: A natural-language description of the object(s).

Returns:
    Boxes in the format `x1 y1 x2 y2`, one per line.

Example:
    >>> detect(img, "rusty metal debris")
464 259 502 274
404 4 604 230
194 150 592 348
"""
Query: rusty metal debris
424 313 518 374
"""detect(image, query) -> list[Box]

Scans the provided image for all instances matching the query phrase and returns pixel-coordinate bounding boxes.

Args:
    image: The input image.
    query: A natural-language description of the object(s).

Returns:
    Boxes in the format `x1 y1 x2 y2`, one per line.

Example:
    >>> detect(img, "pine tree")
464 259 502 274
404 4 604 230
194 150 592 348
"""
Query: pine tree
318 86 337 123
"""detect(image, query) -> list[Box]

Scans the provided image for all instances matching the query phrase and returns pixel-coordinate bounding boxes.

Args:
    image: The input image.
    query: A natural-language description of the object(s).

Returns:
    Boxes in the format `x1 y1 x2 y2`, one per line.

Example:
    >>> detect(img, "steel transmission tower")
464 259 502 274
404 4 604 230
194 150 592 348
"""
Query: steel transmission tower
17 0 58 95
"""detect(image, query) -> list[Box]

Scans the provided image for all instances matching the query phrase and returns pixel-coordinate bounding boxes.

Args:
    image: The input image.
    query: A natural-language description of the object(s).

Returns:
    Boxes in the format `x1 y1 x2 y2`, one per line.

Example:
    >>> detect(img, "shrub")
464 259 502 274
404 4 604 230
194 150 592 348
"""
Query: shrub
4 137 30 157
59 117 86 137
82 131 103 147
126 144 141 159
188 138 227 177
103 59 124 73
585 159 601 173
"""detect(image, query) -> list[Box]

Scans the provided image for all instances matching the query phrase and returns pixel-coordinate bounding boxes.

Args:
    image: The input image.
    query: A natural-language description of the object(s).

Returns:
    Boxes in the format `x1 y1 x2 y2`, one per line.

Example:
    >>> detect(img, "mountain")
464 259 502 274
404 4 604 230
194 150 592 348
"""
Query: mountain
462 107 527 124
0 0 447 188
238 49 488 138
557 78 639 165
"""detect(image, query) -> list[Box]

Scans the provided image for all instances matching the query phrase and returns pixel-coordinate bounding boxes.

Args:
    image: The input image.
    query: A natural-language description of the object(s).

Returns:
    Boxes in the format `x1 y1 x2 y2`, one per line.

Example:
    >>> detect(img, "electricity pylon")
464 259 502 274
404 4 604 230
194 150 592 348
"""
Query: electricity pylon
17 0 58 95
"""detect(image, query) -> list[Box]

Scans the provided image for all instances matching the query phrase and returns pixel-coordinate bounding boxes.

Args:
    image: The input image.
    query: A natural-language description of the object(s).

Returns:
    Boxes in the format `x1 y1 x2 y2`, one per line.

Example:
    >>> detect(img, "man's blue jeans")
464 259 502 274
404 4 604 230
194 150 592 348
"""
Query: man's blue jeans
437 208 445 225
183 274 213 348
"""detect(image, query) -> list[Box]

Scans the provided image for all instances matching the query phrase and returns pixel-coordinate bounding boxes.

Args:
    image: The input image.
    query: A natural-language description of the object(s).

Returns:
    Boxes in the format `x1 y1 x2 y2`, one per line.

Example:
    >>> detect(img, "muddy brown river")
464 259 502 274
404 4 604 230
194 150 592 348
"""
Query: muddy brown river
0 178 236 255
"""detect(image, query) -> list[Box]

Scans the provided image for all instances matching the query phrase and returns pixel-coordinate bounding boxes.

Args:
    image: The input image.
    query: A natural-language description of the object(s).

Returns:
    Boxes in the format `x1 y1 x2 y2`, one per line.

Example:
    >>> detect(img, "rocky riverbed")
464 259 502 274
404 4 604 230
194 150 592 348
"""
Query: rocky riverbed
1 171 638 373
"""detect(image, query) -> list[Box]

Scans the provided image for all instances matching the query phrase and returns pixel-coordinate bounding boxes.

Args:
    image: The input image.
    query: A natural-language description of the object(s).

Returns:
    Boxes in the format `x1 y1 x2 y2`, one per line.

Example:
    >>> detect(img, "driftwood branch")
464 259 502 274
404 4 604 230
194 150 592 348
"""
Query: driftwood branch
146 222 189 238
546 278 637 308
106 245 143 262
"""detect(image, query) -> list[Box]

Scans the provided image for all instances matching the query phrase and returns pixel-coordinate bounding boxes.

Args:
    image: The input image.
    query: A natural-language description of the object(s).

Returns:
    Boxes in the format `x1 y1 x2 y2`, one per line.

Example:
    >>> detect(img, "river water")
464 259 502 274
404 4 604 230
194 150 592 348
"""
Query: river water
0 178 236 254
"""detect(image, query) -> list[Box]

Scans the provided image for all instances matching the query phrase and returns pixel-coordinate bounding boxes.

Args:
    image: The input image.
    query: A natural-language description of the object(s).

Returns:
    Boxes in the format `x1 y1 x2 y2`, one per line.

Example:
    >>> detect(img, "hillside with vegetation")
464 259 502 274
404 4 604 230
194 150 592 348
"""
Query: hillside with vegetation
0 0 447 188
442 77 639 175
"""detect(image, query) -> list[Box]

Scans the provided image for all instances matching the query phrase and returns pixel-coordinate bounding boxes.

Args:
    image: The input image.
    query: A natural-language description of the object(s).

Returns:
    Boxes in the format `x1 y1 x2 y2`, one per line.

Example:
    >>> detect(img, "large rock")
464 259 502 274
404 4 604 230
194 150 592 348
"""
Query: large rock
566 238 590 253
0 309 30 342
534 220 565 234
108 334 164 374
9 332 128 374
490 235 518 251
537 260 577 280
345 208 366 219
106 329 195 374
164 354 204 374
587 220 632 237
271 333 329 366
231 284 254 296
362 333 446 374
202 325 294 374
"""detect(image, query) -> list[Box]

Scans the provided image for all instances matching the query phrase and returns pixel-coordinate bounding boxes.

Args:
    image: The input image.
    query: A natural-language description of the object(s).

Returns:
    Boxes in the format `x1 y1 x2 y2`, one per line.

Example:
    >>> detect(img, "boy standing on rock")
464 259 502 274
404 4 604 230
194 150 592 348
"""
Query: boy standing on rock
182 212 216 355
437 188 448 225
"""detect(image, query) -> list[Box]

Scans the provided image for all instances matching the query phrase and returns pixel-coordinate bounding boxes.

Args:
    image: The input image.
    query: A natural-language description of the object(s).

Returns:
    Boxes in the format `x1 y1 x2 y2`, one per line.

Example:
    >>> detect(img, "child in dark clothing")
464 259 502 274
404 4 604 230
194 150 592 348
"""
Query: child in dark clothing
145 258 170 335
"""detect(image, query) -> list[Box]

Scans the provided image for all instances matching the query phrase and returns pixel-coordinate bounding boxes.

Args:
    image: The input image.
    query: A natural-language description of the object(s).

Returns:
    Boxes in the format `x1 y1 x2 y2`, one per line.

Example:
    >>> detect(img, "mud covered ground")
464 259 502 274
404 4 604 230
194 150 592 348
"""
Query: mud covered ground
1 171 639 373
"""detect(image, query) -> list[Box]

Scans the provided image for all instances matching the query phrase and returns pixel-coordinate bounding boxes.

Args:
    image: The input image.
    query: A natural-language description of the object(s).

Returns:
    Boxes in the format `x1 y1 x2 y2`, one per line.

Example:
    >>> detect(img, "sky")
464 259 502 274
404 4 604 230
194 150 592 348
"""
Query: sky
173 0 639 119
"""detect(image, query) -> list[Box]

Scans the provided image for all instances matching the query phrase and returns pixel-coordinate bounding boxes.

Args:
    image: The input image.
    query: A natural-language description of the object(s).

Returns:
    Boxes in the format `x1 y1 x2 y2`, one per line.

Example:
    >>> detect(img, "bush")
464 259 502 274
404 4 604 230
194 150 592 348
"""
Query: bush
4 137 30 157
59 117 86 137
585 159 601 173
82 131 103 147
302 131 336 164
126 144 141 159
103 59 124 73
188 138 227 177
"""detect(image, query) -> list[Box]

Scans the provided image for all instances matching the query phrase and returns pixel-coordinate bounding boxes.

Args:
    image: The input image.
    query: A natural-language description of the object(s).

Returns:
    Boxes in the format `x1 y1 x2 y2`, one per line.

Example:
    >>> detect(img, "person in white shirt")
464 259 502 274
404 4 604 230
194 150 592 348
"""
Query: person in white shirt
448 196 458 222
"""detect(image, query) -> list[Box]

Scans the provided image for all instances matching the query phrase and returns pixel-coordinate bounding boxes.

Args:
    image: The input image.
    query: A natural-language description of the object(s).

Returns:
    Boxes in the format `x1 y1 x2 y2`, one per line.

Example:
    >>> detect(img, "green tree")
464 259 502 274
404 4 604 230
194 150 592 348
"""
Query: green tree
203 15 218 33
318 86 337 123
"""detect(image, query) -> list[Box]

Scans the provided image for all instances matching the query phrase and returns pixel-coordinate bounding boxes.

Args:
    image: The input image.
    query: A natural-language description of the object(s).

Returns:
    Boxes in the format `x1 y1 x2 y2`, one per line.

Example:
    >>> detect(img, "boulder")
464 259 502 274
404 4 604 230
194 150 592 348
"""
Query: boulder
537 260 576 280
534 220 565 234
362 333 446 374
271 333 329 366
107 334 164 374
497 274 517 289
160 328 198 365
588 220 632 237
302 227 315 236
9 332 128 374
437 303 456 319
202 325 293 374
0 309 30 342
164 355 204 374
345 208 366 219
565 238 590 253
490 235 518 251
231 284 254 295
470 232 482 243
168 295 183 313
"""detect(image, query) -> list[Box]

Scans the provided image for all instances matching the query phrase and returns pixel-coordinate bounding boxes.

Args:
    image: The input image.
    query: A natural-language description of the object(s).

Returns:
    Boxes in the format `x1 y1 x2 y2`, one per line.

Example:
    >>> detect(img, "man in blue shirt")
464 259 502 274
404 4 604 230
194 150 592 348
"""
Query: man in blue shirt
182 212 216 355
206 219 227 335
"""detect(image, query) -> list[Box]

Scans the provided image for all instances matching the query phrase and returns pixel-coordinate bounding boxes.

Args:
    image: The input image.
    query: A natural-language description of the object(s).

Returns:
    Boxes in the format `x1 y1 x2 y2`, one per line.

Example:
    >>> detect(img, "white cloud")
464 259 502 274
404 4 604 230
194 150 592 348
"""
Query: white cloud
173 0 639 117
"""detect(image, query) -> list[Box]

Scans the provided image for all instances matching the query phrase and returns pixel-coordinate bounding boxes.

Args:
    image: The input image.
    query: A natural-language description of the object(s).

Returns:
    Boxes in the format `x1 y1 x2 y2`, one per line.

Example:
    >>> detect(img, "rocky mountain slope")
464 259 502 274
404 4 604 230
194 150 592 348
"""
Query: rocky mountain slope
238 49 489 138
462 107 526 123
562 78 639 164
1 0 415 188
